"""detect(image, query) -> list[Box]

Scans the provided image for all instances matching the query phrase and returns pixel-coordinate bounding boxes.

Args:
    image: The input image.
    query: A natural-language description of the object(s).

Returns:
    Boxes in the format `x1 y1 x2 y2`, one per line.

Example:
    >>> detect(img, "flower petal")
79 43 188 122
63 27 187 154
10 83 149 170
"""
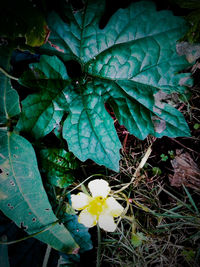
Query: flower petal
88 179 110 198
71 192 91 210
78 209 97 228
98 213 117 232
106 197 124 217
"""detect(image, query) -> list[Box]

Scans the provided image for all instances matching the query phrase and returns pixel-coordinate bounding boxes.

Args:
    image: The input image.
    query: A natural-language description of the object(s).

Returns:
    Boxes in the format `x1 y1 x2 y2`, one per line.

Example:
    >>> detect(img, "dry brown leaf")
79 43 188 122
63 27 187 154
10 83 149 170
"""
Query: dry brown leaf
169 149 200 190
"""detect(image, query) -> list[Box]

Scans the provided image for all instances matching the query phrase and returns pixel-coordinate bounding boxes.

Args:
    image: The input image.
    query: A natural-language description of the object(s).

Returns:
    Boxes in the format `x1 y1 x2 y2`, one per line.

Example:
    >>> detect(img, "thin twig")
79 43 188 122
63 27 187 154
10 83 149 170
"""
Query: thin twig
171 138 200 155
42 245 52 267
67 174 105 194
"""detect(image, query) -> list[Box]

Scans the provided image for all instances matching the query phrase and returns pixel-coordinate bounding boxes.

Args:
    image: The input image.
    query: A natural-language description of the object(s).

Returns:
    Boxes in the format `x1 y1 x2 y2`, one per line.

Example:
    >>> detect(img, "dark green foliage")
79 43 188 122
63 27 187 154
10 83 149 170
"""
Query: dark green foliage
64 213 93 253
17 1 192 171
40 148 79 188
0 0 48 47
170 0 200 43
0 0 194 262
0 47 79 254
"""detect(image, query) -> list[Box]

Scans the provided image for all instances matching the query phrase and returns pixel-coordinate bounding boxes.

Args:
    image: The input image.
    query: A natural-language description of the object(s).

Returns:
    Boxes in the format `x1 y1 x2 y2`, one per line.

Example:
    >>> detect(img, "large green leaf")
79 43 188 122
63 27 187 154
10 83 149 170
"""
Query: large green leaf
0 129 79 253
17 55 121 171
16 55 70 138
62 80 121 171
18 0 192 171
0 46 78 253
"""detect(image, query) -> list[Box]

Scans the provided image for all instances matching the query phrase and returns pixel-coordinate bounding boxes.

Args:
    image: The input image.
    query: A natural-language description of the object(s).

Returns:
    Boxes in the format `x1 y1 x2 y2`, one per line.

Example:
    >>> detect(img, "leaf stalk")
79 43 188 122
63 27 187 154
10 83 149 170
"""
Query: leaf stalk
0 66 18 81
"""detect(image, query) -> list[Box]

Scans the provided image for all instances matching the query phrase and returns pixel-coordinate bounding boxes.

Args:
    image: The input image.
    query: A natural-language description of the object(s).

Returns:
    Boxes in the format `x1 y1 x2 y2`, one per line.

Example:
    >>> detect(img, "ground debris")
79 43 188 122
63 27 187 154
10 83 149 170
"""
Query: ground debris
176 42 200 63
169 149 200 190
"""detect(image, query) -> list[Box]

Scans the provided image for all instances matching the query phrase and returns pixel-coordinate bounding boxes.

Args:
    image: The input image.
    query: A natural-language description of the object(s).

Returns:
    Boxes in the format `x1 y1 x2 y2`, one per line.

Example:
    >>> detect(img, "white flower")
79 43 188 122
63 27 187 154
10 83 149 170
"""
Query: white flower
71 179 124 232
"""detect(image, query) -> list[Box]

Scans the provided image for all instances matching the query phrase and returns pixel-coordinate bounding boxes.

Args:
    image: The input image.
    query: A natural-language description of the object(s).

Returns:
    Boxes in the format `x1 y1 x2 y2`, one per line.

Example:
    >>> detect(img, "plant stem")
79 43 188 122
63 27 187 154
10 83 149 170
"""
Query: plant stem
42 245 51 267
96 224 101 267
0 66 18 81
42 187 66 267
67 174 105 195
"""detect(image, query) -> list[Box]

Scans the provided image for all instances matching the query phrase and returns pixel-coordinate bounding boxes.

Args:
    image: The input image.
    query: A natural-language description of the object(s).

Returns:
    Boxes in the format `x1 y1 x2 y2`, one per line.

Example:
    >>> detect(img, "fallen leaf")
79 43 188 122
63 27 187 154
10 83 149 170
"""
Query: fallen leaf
169 149 200 190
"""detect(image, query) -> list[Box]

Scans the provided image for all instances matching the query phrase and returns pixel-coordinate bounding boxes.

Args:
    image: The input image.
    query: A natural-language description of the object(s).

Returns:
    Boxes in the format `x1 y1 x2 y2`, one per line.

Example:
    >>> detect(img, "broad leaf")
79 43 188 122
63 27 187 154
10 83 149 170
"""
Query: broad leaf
17 55 121 171
0 213 59 267
62 80 122 171
0 47 20 124
0 129 79 253
0 44 78 254
18 0 192 171
40 148 79 188
16 55 70 138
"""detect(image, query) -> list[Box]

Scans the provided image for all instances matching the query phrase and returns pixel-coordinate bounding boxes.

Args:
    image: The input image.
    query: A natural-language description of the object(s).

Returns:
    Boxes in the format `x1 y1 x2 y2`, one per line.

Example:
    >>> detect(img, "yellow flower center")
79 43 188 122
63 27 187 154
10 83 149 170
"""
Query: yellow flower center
87 196 107 217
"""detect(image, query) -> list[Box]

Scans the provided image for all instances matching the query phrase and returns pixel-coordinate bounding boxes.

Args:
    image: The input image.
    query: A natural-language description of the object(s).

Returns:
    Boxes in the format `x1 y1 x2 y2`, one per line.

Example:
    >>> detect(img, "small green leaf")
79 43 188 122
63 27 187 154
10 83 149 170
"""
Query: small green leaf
152 167 162 176
168 150 175 159
40 148 79 188
131 232 147 248
65 203 77 215
194 123 200 130
160 154 168 162
25 16 49 47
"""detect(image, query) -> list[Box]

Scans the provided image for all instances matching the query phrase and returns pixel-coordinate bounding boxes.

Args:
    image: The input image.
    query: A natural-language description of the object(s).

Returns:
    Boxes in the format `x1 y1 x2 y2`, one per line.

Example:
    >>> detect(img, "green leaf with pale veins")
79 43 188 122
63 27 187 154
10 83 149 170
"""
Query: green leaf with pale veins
18 0 192 171
17 55 121 171
0 129 79 253
63 80 121 171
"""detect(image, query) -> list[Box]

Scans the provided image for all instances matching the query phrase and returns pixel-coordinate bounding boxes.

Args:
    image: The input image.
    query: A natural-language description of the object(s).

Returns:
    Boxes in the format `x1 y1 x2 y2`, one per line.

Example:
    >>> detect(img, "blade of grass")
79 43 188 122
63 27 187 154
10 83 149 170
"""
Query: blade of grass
182 184 200 214
159 186 195 213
